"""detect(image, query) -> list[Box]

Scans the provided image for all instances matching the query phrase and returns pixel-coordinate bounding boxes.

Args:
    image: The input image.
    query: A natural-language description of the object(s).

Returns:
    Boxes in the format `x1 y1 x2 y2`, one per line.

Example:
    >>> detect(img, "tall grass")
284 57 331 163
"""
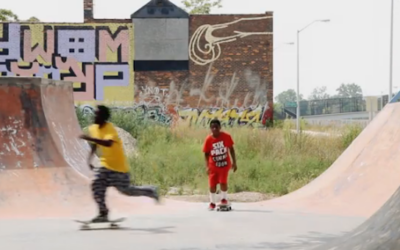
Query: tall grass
75 106 93 129
76 107 364 197
75 105 160 138
341 123 364 148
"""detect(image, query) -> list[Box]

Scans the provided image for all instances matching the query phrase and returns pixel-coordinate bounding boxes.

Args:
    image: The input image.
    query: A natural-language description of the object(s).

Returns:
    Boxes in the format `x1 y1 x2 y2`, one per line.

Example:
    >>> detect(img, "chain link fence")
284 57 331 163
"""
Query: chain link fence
281 95 393 118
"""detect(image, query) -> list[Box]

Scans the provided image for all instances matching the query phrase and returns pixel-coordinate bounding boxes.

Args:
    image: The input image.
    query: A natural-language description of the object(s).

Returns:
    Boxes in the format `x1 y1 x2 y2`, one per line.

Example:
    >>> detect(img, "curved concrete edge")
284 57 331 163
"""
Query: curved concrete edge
310 184 400 249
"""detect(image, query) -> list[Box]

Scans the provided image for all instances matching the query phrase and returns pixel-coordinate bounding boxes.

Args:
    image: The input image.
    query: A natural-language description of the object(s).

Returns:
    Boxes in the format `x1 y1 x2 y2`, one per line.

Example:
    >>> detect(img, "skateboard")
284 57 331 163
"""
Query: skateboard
74 217 126 230
216 203 232 211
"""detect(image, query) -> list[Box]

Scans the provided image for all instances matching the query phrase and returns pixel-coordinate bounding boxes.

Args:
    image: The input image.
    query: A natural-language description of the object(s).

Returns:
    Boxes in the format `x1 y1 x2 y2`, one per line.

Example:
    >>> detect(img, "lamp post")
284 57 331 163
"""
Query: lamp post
296 19 330 134
389 0 394 100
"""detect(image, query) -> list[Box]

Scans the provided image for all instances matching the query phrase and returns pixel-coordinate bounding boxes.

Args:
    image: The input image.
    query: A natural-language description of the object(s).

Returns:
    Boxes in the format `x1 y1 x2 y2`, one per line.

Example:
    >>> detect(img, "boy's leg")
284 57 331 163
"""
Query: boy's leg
208 169 218 210
219 167 230 204
110 171 159 202
91 167 110 222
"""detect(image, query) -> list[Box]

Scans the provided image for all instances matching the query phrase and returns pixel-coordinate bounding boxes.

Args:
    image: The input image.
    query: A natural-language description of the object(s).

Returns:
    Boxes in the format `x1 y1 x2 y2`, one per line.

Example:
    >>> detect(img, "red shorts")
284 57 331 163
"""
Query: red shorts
208 166 230 187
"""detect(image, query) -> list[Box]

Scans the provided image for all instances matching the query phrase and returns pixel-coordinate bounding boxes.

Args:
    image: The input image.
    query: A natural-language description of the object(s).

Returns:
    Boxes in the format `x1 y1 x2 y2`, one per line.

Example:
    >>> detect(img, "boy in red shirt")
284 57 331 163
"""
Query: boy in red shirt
202 119 237 210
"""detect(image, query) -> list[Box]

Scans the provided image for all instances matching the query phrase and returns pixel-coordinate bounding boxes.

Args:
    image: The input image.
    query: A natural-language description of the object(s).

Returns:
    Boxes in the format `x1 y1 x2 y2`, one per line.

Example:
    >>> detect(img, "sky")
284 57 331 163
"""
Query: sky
1 0 398 99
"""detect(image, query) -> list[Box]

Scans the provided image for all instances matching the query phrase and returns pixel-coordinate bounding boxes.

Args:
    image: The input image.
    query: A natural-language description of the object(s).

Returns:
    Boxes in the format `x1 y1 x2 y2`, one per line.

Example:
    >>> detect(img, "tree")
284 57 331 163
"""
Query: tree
336 83 363 98
0 9 19 21
308 86 330 100
181 0 222 14
275 89 304 105
0 9 40 23
26 16 40 22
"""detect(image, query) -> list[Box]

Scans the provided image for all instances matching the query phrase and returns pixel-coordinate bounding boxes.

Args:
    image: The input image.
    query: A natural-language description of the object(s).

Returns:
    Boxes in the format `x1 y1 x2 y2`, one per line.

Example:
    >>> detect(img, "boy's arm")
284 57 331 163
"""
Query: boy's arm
84 126 98 170
80 125 117 148
203 137 210 171
229 146 237 165
88 143 97 169
228 135 237 171
81 135 114 147
204 152 210 169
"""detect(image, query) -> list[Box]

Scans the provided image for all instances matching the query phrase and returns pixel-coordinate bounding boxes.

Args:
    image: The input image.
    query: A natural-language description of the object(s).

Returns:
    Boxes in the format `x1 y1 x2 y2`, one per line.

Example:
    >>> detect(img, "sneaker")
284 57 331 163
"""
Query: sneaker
220 199 228 205
91 213 108 223
208 203 216 211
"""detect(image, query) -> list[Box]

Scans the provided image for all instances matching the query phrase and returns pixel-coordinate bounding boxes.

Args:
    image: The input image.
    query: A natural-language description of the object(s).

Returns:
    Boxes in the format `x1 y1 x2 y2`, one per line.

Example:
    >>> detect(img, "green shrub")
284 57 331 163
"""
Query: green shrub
341 123 363 148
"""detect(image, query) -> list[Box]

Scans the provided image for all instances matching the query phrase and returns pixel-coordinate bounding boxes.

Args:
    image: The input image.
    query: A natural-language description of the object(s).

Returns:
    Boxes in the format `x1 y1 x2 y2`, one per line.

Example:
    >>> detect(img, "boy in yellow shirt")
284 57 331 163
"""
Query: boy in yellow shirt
79 105 159 223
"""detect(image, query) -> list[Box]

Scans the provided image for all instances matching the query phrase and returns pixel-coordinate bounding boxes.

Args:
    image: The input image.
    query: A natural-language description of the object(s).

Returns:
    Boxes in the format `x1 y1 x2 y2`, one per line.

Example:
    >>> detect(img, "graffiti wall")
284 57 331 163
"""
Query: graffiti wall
134 14 273 127
0 23 134 105
1 0 273 128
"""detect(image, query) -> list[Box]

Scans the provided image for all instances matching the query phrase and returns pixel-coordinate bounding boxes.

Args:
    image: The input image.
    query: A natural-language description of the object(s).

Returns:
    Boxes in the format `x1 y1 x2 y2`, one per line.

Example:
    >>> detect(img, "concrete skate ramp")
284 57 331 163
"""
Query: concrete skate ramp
2 77 400 249
1 76 400 217
310 184 400 249
256 101 400 218
0 77 190 219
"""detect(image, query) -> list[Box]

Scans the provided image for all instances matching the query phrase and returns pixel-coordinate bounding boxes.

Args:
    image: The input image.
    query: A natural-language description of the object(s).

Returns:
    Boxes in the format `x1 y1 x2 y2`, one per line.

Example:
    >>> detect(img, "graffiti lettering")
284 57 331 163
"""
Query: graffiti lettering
76 104 173 125
178 106 268 127
134 62 272 127
138 85 170 105
137 79 187 107
141 86 169 97
0 23 134 102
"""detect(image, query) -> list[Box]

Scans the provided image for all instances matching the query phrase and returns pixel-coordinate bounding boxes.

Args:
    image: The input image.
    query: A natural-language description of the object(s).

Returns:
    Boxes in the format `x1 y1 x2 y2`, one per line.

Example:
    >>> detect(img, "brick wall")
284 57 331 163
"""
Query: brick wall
188 14 273 111
8 0 274 126
134 71 190 112
133 13 273 127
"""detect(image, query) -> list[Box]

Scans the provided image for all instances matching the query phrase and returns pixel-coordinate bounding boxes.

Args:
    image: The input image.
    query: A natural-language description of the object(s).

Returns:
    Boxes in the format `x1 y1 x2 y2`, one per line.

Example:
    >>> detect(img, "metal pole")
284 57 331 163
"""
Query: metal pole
295 19 329 133
389 0 394 99
296 30 300 133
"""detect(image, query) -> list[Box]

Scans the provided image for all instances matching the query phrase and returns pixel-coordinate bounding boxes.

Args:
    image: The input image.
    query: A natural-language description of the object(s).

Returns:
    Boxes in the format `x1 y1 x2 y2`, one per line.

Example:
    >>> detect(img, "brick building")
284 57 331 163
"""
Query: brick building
0 0 273 127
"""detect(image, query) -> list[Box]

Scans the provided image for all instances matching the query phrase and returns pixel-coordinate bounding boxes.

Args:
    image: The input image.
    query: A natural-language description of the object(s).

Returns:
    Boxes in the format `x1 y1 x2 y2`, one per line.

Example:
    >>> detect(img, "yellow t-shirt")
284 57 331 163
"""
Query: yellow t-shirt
88 122 129 173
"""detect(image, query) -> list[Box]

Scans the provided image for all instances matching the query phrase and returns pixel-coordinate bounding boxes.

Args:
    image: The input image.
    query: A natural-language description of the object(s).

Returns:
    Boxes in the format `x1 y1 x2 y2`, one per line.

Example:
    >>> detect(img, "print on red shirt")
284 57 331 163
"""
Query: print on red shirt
211 140 229 167
203 132 234 169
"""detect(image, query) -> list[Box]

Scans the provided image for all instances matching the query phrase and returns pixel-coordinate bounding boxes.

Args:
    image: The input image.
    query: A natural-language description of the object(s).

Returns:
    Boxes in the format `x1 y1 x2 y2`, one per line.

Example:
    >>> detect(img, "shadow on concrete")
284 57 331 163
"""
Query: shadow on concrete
158 232 345 250
230 209 272 214
248 231 347 249
79 226 175 234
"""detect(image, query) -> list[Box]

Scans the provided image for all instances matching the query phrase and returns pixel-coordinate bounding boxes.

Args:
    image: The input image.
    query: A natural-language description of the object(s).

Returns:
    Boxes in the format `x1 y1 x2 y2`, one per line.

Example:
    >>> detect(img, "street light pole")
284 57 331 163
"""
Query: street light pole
389 0 394 99
296 19 330 134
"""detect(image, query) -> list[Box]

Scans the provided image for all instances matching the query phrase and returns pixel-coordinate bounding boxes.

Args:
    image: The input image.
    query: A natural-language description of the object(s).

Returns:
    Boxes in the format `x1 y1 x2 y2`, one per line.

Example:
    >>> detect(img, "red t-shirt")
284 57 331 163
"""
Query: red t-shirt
202 131 234 169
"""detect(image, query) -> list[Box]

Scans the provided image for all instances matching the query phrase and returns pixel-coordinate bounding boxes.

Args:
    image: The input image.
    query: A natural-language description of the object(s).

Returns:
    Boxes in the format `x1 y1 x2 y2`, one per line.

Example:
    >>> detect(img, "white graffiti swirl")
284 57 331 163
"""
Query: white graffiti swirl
189 16 273 66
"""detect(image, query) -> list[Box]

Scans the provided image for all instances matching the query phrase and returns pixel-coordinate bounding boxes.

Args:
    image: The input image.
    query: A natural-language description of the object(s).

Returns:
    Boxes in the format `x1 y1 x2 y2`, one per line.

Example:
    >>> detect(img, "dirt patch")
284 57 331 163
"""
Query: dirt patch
166 192 278 203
